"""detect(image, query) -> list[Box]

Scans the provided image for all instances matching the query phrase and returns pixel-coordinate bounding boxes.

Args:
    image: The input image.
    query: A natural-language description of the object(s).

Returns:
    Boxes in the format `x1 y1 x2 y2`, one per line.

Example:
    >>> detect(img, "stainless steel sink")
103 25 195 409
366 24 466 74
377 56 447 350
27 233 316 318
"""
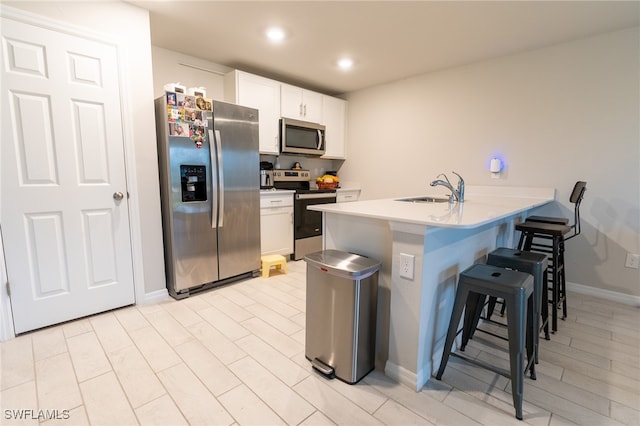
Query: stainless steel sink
395 196 450 203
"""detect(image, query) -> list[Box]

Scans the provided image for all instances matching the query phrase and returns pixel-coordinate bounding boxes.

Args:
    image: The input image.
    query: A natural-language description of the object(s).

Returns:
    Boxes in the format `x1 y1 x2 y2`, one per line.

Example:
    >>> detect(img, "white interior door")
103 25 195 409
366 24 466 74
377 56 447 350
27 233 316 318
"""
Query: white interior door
1 16 135 334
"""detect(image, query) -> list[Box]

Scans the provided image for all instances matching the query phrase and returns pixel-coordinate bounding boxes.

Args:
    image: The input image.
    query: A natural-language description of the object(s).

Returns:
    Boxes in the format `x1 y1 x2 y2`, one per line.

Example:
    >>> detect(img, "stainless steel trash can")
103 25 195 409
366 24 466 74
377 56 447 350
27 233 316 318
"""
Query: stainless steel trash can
304 249 381 384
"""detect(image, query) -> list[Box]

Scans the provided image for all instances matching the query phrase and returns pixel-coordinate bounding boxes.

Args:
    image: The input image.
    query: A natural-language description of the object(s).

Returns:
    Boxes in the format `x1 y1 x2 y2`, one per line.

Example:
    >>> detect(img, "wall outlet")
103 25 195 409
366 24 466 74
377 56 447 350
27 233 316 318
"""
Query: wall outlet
399 253 415 280
625 253 640 269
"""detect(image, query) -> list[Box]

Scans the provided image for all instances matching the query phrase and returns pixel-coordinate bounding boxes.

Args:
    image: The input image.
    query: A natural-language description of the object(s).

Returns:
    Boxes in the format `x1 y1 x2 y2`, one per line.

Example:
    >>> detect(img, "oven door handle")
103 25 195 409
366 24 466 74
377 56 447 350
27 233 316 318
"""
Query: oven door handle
296 193 337 200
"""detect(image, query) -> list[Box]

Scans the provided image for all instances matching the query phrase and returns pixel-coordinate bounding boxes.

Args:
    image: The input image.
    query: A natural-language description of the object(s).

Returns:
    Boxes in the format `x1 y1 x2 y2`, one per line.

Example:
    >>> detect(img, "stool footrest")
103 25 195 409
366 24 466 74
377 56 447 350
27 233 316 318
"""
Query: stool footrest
474 325 509 342
451 352 510 378
451 350 536 380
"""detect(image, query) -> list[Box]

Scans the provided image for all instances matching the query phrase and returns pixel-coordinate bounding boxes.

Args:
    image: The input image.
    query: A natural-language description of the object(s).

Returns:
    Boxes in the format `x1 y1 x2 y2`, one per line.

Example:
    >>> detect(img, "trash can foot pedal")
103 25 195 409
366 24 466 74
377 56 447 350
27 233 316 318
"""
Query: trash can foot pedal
312 358 335 379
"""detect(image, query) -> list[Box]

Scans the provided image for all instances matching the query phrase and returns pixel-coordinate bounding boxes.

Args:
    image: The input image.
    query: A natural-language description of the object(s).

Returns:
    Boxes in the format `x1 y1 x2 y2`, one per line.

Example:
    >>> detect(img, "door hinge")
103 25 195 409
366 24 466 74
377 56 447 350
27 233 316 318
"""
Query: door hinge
5 281 10 297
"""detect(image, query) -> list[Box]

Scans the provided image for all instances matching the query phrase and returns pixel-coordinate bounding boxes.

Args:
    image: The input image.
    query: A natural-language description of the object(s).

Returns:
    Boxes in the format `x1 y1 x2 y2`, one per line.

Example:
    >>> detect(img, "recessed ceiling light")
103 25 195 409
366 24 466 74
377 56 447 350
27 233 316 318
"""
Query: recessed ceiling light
337 57 353 70
266 27 286 43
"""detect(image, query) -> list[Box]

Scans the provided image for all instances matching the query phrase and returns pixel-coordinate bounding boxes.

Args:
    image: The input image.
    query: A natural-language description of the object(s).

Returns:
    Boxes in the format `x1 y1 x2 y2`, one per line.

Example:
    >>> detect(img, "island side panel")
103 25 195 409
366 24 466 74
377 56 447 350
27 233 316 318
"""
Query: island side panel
322 212 393 372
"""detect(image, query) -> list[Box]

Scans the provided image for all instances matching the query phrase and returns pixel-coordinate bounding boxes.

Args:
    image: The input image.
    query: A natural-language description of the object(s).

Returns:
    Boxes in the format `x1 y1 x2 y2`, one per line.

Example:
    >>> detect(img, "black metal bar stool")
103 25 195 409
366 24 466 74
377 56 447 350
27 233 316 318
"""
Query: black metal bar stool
515 222 568 332
436 264 535 421
515 181 586 332
482 248 549 364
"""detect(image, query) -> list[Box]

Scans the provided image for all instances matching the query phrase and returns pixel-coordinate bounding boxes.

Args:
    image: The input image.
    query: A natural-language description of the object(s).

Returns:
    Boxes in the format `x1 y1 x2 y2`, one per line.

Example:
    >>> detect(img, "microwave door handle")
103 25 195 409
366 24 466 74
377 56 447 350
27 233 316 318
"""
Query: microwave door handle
317 129 323 150
214 129 225 228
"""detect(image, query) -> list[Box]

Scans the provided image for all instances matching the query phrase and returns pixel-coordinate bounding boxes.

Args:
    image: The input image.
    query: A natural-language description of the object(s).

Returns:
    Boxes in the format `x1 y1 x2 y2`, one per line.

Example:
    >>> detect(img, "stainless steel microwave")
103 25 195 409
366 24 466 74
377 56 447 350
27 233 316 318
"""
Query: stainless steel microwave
280 117 325 156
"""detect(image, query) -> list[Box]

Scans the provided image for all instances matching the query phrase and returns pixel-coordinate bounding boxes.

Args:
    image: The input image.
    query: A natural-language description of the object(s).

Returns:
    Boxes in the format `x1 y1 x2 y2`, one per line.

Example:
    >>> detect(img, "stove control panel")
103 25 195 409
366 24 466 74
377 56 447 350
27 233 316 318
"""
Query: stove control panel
273 169 310 181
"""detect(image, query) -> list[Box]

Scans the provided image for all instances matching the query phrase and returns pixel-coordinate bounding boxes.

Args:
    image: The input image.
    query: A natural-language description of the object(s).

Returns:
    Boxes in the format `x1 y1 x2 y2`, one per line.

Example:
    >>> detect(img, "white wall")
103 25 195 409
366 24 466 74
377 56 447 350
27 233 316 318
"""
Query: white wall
4 1 167 298
340 27 640 297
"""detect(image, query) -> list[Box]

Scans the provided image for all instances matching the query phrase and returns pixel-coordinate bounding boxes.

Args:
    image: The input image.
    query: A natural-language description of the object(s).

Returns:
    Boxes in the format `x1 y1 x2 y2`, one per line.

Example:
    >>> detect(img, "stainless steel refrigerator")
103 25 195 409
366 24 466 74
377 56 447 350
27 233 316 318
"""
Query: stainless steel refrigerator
155 93 261 299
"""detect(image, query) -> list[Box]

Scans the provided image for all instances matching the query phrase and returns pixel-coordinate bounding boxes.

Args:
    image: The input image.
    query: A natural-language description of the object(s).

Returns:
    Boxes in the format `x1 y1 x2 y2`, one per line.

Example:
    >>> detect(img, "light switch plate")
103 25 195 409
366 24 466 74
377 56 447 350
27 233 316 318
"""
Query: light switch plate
625 253 639 269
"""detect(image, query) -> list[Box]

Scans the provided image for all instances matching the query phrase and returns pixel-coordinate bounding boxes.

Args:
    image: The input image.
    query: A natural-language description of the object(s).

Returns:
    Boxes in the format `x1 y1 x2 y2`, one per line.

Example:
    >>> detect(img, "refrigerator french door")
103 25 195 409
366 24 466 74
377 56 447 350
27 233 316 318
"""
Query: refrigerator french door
155 93 261 299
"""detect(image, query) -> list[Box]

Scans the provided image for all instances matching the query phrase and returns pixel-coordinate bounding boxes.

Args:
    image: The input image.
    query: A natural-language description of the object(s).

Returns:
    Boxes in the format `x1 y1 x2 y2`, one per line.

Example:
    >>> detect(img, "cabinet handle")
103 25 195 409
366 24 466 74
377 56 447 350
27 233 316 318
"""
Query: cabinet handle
303 104 307 116
299 104 303 116
270 199 283 204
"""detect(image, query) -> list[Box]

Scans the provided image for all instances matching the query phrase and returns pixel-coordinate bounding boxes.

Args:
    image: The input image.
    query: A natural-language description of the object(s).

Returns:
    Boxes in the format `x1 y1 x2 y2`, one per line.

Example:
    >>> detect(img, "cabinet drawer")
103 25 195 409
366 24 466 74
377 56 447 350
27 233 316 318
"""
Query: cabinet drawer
260 193 293 208
336 190 360 203
260 206 292 216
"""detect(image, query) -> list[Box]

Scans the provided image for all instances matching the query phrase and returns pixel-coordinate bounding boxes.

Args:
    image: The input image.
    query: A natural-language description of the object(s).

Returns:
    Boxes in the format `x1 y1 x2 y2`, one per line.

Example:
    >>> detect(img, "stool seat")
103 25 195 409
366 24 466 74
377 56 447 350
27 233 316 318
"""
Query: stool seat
436 264 535 420
261 254 288 278
458 264 534 296
515 221 571 236
526 215 569 225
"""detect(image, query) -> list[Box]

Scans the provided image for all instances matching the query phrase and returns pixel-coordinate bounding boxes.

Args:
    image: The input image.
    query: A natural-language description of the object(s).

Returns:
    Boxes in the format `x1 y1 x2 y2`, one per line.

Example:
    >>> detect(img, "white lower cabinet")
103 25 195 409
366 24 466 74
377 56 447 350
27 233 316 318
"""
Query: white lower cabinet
260 191 294 256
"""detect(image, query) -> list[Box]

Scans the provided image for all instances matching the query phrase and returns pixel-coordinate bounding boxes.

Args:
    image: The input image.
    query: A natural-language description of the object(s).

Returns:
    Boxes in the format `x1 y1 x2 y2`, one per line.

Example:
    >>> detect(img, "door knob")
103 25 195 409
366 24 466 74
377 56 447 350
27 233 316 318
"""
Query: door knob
113 192 124 201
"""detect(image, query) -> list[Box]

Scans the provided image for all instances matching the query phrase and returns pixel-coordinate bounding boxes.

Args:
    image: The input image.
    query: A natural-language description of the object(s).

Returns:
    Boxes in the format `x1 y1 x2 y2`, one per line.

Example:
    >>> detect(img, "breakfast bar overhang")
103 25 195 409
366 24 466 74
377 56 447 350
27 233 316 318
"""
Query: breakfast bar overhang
309 186 555 391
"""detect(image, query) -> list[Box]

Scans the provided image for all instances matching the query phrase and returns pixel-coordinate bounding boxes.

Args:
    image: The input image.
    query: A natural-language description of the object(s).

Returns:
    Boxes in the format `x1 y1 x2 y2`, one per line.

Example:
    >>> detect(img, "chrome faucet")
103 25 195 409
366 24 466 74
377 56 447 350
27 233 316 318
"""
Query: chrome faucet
430 171 465 203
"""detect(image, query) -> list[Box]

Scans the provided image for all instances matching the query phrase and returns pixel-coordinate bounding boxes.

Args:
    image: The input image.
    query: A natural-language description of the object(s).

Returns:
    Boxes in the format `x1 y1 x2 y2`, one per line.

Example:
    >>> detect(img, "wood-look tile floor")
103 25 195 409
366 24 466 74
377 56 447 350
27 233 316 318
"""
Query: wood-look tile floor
1 259 638 425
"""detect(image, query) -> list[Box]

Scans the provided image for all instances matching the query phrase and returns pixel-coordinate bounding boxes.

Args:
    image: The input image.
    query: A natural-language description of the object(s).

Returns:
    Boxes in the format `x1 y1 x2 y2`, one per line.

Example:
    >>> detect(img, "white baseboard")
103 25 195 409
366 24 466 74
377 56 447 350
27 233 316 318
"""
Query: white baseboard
385 360 428 392
138 288 169 305
567 282 640 307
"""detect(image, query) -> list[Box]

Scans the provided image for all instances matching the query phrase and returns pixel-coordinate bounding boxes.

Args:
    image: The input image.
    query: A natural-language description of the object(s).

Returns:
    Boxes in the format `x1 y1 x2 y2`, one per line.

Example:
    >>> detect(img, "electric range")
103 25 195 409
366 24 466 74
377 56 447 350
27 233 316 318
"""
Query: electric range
273 170 337 260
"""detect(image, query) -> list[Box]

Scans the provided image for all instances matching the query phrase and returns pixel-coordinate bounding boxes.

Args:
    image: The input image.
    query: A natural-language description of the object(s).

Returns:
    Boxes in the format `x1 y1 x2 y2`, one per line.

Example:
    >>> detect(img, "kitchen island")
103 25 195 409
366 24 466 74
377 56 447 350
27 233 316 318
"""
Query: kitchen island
309 186 554 391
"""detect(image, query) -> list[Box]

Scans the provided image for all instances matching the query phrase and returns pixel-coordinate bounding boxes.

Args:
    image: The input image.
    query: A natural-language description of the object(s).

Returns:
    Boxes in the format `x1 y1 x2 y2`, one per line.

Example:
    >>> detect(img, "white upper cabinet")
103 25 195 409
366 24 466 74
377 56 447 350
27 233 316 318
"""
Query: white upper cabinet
280 84 323 124
225 70 347 158
224 70 281 154
321 95 347 159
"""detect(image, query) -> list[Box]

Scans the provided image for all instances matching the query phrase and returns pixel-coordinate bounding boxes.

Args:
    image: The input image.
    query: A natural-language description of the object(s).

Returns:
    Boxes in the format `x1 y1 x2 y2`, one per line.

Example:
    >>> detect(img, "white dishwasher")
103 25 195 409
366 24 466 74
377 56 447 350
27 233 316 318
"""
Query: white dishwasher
260 191 294 257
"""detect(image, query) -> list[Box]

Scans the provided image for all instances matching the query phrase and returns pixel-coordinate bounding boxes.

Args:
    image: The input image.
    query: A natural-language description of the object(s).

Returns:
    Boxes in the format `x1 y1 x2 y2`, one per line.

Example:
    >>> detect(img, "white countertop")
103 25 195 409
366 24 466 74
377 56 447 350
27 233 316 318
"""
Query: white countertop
309 185 555 229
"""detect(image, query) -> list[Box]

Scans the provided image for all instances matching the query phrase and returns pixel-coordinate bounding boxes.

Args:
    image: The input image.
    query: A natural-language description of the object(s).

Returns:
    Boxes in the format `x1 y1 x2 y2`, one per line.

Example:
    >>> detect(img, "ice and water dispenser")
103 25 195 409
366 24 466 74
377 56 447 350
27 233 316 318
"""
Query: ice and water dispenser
180 165 207 202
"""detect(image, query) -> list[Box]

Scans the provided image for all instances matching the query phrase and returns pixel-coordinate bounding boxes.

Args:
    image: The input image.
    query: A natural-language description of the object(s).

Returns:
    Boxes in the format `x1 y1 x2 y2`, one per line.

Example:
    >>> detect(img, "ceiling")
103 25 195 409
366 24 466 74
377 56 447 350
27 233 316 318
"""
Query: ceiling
130 1 639 96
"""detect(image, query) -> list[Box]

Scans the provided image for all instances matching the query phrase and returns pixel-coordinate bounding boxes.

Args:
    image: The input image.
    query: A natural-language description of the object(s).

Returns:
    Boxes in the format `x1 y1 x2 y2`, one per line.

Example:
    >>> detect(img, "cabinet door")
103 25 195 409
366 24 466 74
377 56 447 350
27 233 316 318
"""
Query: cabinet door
322 96 347 159
260 207 294 256
302 90 323 123
237 72 281 154
281 84 303 120
281 84 323 123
